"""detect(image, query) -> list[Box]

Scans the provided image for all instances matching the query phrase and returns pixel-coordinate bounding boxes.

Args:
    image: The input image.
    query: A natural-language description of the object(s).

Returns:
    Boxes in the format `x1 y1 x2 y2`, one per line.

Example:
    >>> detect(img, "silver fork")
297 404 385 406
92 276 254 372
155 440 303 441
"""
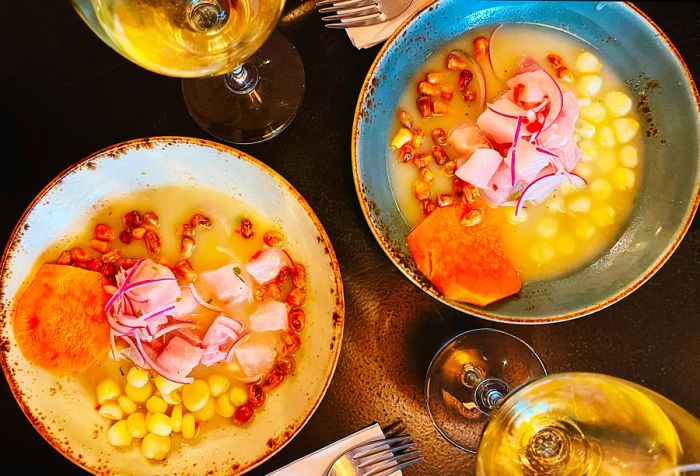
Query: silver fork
315 0 413 29
323 434 424 476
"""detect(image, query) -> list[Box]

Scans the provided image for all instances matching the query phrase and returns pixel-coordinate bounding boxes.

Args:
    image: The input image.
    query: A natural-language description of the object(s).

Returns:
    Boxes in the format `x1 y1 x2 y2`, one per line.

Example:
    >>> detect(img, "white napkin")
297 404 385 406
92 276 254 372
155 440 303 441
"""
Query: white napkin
344 0 435 49
267 423 402 475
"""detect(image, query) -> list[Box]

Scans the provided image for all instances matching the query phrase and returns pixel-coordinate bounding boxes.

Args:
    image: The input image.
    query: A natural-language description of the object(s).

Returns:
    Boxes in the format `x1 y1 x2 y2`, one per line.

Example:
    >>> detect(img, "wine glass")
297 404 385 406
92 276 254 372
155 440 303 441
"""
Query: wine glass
72 0 305 144
425 329 700 475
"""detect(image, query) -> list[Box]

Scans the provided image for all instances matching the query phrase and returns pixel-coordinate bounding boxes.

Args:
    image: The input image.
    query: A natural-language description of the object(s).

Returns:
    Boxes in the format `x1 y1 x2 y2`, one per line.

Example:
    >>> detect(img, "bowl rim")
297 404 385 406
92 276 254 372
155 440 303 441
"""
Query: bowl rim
0 136 345 474
351 0 700 324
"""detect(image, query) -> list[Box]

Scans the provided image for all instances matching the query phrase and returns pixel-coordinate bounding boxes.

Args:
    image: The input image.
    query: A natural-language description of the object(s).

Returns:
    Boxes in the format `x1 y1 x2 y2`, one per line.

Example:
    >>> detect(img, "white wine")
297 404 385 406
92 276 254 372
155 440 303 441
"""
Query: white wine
73 0 284 77
477 373 684 475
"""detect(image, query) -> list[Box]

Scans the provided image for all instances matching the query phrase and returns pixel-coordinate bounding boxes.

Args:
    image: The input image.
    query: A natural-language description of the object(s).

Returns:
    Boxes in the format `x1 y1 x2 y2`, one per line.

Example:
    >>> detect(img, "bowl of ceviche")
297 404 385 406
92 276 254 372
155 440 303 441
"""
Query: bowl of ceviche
0 137 344 474
352 0 699 323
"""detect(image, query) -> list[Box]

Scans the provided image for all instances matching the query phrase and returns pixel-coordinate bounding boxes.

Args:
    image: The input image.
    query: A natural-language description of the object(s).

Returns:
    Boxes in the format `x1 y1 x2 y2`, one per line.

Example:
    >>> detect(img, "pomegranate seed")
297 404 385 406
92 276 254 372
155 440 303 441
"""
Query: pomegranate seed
176 223 194 237
547 53 563 68
421 198 436 216
276 266 291 285
463 90 477 103
440 84 454 100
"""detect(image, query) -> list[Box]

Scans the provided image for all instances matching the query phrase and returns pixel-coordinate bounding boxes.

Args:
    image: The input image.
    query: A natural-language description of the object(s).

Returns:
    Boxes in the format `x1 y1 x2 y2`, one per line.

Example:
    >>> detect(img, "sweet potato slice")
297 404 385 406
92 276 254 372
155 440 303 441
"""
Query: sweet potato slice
13 264 110 372
407 205 521 306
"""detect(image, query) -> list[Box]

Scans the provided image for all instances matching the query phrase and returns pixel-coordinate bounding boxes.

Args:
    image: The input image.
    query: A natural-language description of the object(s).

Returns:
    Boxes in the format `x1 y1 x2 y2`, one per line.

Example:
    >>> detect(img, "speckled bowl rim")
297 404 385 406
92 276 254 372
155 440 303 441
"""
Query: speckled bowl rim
351 1 700 325
0 136 345 474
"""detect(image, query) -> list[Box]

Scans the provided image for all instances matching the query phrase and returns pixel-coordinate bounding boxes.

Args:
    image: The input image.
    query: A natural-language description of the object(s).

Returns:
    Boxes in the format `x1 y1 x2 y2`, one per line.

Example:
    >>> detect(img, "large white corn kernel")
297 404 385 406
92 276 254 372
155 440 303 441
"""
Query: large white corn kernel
574 162 593 180
170 404 183 433
574 219 596 240
536 217 559 238
620 145 639 167
390 127 413 150
162 391 182 406
229 386 248 407
579 140 598 162
96 379 121 405
118 395 138 415
530 242 555 264
141 433 171 461
604 91 632 116
597 150 617 174
592 206 617 227
125 382 153 403
597 126 616 148
579 75 602 97
613 118 640 144
107 420 133 447
146 412 173 437
98 403 124 421
590 179 613 200
126 366 149 389
182 380 210 412
146 396 168 414
155 375 183 397
578 97 592 108
576 51 601 73
545 195 565 213
576 119 596 139
559 181 577 196
555 235 576 255
181 413 197 440
611 167 636 190
215 394 234 418
580 103 606 123
127 412 148 438
568 196 592 213
194 398 216 421
208 375 230 398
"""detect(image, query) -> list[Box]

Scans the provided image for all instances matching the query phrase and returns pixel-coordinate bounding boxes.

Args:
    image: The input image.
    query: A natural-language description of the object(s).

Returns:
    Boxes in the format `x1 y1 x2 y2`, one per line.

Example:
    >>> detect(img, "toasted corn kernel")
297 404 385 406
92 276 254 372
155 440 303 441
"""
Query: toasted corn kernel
412 180 431 201
107 420 133 447
620 145 639 168
126 366 149 389
141 433 171 461
215 394 235 418
579 75 602 97
126 412 148 438
181 413 197 440
460 209 482 227
193 398 216 421
613 118 640 144
96 378 121 405
390 127 413 150
98 403 124 421
604 91 632 116
182 379 210 412
118 395 138 415
155 375 183 397
146 412 173 437
125 382 153 403
170 404 183 433
229 386 248 407
575 51 601 73
611 167 636 190
208 375 230 398
536 216 560 238
146 396 168 414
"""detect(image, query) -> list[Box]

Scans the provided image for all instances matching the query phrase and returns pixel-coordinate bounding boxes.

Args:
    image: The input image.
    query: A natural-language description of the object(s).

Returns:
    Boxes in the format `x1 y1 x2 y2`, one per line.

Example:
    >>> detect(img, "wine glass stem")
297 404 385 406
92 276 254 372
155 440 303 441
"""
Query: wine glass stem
473 377 510 415
225 64 259 95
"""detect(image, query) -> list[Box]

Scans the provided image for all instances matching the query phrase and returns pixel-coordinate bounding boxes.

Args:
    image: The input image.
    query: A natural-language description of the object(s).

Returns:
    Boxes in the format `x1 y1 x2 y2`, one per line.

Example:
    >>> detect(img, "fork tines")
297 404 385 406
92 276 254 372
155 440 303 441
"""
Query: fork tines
353 435 424 476
315 0 382 29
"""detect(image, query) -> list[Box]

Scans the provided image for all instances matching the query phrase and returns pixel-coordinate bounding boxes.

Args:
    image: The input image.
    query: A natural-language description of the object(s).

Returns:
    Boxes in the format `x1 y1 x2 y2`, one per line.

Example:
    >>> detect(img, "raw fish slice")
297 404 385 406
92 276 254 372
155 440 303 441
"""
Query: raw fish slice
200 346 227 367
249 301 288 332
202 315 244 348
476 97 526 144
446 120 491 162
156 336 203 381
197 263 253 305
506 139 553 184
128 260 180 316
514 56 542 75
246 247 292 285
480 163 517 206
537 91 579 149
235 340 277 377
169 286 199 321
455 148 503 188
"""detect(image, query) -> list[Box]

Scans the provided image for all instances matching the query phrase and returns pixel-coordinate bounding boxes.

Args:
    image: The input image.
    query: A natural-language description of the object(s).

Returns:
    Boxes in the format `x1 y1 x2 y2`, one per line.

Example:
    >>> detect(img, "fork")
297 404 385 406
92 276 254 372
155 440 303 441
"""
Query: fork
315 0 414 29
323 433 424 476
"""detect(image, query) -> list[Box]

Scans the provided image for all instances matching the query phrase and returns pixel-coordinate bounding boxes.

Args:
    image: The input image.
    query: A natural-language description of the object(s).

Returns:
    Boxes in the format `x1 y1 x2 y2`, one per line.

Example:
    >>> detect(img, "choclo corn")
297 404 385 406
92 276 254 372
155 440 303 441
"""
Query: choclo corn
229 386 249 407
577 97 592 108
146 396 168 414
620 145 639 168
125 381 153 403
559 182 577 196
162 391 182 405
154 375 183 397
576 51 601 73
530 242 555 264
579 140 598 162
390 127 413 150
575 119 596 139
555 235 576 255
574 162 593 180
597 150 617 174
194 398 216 421
208 375 230 398
597 125 616 148
613 118 640 144
568 196 592 214
146 412 173 437
98 403 124 421
611 167 636 190
127 412 148 438
141 433 171 461
107 420 133 447
593 206 617 227
117 395 138 415
96 378 121 405
170 404 183 433
545 196 565 214
126 366 150 388
590 179 613 201
580 102 606 123
215 394 235 418
604 90 632 116
536 217 559 239
579 75 602 97
182 379 211 412
181 413 197 440
574 219 596 240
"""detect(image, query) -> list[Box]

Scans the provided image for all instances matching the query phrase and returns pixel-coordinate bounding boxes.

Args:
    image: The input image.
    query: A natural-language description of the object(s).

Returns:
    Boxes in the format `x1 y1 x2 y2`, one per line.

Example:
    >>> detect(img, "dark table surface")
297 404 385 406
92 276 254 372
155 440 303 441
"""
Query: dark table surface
2 1 699 474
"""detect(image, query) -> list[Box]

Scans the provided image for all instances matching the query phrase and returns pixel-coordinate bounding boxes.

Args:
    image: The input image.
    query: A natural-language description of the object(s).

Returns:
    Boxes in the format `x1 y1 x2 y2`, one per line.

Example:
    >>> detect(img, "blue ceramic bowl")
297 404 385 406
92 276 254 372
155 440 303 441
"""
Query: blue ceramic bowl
352 1 699 323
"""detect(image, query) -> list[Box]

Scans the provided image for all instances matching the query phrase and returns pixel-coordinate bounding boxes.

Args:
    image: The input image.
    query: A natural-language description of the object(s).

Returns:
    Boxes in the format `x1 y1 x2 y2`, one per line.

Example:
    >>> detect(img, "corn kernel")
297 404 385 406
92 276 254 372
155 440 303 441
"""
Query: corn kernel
194 398 216 421
170 404 183 433
229 386 248 407
390 127 413 150
575 51 601 73
117 395 138 415
620 145 639 168
604 91 632 117
126 366 149 388
162 391 182 405
155 375 183 397
597 150 617 174
592 206 617 227
227 361 243 374
613 118 640 144
555 235 576 255
125 382 153 403
127 412 148 438
146 412 173 437
545 195 565 214
579 140 598 162
107 420 133 447
98 403 124 421
503 205 527 224
579 75 602 97
577 97 592 108
536 216 559 238
580 103 606 123
574 219 596 240
208 375 230 398
215 394 234 418
611 167 636 190
559 181 577 196
146 396 168 414
575 119 596 139
574 162 593 180
141 433 171 461
590 179 613 200
597 126 616 148
181 413 197 440
182 379 210 412
568 196 592 213
530 242 555 264
96 378 121 405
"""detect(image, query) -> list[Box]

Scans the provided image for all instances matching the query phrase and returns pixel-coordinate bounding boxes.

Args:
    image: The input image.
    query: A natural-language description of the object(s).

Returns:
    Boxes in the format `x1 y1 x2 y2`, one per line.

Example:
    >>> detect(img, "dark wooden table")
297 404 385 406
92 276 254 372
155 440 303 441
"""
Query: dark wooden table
2 1 698 474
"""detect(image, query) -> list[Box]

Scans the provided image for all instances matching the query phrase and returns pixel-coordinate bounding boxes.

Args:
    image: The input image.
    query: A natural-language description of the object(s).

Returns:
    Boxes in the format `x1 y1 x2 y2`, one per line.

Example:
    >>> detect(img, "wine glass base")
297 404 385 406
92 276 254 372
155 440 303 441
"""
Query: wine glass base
182 30 305 144
424 328 546 453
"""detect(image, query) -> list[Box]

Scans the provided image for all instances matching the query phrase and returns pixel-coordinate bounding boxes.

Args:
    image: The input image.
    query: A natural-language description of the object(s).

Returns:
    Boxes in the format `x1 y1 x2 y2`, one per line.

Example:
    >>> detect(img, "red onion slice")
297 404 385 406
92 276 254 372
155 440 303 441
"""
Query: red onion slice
510 116 524 186
189 283 224 312
104 259 144 313
515 173 567 216
134 334 193 385
535 146 559 157
125 277 177 294
225 333 249 363
232 374 262 384
153 322 199 340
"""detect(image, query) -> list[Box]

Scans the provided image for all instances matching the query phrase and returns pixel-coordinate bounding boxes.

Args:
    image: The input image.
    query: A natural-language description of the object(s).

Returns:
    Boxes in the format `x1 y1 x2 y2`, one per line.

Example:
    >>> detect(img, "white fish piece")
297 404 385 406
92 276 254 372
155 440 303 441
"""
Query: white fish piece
249 301 288 332
245 247 292 285
455 148 503 189
197 263 253 305
234 340 277 377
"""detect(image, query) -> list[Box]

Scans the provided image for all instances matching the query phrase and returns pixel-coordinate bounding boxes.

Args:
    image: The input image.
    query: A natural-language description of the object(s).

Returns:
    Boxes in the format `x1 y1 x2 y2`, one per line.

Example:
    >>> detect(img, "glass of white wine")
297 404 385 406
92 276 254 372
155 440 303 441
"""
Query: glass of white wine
72 0 305 144
425 329 700 475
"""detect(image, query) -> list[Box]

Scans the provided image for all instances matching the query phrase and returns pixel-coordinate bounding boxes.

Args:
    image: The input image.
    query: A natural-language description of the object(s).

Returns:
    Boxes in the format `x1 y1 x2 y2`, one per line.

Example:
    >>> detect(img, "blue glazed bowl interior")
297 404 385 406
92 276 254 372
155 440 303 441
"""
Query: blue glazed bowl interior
353 0 699 323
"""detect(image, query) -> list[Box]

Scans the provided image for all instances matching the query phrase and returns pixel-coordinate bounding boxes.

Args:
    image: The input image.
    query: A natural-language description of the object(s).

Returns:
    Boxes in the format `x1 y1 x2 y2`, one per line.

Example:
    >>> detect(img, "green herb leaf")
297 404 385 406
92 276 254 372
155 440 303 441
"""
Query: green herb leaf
206 297 213 304
233 266 244 283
